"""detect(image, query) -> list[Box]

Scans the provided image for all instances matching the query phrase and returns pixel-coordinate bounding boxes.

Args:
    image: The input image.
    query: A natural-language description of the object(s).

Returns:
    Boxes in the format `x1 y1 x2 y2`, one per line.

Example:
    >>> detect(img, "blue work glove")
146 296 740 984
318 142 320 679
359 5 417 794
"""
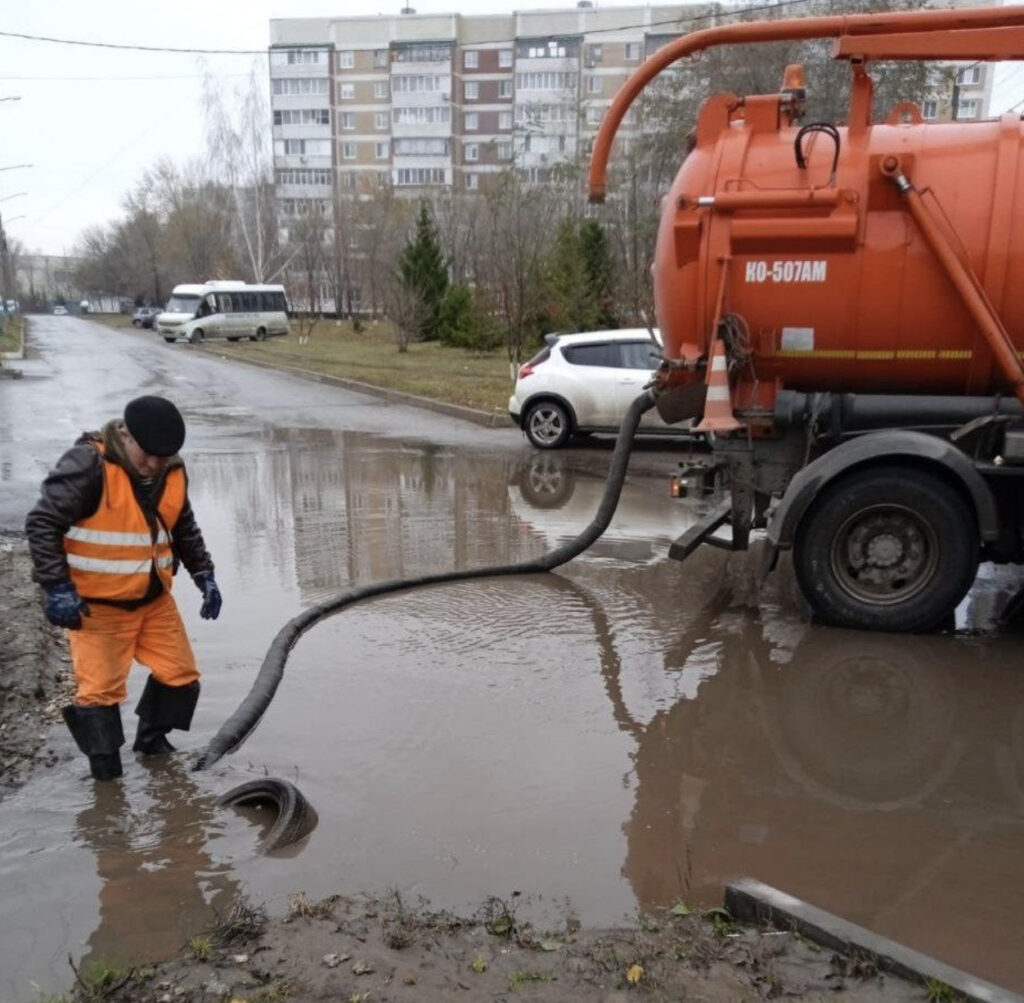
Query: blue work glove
194 571 222 620
43 582 90 629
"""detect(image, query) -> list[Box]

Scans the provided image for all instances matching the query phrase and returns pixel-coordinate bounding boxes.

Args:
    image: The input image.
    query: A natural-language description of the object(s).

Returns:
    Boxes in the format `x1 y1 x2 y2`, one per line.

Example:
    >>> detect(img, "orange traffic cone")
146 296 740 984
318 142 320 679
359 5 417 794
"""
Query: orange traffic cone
695 337 741 433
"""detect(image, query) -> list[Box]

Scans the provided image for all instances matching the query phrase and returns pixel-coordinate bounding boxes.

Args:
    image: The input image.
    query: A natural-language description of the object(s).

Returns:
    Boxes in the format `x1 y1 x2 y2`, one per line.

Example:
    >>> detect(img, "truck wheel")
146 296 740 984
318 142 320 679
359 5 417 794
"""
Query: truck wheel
524 400 572 449
793 467 979 633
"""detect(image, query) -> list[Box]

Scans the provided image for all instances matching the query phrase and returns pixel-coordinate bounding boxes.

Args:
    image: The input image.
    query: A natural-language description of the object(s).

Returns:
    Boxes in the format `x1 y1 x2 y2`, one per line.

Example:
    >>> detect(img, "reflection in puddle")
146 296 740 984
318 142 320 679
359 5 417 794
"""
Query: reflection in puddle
3 427 1024 997
74 760 239 969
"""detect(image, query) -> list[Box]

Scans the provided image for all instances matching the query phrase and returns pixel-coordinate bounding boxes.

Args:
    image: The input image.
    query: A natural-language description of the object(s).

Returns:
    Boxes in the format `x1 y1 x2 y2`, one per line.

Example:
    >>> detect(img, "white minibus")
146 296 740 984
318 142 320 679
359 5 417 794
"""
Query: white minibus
155 281 290 344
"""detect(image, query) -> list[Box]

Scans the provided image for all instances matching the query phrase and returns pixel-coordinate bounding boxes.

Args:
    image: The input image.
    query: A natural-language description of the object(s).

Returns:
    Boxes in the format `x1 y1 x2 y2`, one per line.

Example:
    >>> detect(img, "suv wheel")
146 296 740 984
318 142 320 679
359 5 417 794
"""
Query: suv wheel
524 400 572 449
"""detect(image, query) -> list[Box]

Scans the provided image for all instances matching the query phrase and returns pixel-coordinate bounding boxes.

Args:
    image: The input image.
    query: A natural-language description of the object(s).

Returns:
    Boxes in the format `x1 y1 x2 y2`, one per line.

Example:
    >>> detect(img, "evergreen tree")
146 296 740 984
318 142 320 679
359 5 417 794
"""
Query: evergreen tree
548 218 617 333
397 201 449 342
579 219 617 329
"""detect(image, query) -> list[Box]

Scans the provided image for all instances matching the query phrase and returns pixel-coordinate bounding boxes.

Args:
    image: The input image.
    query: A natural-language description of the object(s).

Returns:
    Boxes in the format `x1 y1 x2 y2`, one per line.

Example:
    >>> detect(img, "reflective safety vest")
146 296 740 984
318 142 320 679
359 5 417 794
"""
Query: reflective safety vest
63 444 186 602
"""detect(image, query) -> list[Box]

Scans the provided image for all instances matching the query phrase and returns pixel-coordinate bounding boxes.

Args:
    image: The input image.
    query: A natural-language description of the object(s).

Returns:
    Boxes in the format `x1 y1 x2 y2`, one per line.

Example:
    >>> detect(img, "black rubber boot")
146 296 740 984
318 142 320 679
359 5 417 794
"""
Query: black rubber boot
62 704 125 781
133 677 200 755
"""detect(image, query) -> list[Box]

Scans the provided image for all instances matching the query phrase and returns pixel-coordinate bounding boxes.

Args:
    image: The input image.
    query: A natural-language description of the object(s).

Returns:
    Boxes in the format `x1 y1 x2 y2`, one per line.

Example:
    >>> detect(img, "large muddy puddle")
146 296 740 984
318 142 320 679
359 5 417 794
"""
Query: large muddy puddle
3 429 1024 999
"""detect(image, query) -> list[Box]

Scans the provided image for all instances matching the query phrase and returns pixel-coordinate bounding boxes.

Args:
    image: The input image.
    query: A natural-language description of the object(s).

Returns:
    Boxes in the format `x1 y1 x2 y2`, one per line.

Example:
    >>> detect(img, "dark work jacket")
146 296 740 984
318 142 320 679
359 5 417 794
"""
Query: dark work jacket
24 420 214 608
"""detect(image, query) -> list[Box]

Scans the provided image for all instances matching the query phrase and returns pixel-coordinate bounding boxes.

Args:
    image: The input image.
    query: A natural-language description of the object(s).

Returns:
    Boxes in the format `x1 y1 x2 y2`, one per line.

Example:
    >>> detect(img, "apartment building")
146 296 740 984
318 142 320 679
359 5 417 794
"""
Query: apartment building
267 2 1006 235
268 3 701 215
920 60 996 122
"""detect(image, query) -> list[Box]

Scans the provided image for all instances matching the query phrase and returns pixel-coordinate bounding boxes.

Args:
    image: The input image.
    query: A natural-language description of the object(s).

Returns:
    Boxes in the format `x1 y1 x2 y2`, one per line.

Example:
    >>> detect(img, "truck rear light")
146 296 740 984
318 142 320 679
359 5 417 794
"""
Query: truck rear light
669 475 683 498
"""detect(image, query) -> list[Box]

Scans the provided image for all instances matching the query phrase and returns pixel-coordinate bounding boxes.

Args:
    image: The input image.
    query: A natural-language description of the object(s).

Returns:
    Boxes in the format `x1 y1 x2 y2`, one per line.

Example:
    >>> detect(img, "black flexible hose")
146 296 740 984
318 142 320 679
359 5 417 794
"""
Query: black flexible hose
193 389 658 771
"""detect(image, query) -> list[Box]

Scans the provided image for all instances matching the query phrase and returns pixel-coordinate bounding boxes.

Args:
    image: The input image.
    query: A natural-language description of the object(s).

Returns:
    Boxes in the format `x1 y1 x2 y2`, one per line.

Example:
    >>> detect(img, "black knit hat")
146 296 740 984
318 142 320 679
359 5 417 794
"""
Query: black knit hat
123 396 185 457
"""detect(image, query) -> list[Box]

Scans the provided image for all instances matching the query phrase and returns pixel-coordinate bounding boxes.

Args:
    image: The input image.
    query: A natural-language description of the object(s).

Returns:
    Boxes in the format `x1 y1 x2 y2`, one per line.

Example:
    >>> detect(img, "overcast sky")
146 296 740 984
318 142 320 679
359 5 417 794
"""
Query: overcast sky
2 0 1022 257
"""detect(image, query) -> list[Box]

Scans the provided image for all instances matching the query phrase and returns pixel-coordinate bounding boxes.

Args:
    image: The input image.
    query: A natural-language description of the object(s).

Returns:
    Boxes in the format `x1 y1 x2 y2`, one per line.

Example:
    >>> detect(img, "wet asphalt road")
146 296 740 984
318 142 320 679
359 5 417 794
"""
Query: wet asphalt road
2 315 1024 999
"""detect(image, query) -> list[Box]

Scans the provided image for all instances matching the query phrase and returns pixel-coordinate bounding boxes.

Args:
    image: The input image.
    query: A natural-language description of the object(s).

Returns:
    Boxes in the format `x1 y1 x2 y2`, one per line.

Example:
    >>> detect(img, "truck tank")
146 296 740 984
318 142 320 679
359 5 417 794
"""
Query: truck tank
589 4 1024 430
588 5 1024 632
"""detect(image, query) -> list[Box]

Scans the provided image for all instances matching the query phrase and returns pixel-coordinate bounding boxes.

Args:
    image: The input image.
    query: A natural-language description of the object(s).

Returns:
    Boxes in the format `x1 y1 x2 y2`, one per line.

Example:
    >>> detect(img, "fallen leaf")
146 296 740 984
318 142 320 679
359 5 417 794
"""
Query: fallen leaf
670 902 691 916
626 963 644 985
352 960 375 975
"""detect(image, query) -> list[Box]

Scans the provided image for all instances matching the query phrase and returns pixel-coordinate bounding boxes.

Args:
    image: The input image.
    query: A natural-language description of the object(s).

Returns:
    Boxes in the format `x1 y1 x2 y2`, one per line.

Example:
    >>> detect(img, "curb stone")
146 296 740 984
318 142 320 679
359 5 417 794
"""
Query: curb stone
194 343 509 429
726 878 1024 1003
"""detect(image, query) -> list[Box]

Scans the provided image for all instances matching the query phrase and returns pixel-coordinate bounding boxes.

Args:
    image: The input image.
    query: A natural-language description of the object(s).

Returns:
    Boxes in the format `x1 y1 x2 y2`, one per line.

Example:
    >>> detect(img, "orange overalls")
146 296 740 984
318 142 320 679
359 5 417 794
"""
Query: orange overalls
62 446 199 706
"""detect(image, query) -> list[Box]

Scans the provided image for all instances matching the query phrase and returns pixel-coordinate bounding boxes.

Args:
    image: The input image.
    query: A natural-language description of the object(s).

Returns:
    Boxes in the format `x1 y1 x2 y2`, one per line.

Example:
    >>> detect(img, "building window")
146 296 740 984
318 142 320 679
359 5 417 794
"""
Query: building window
374 49 389 67
342 142 357 159
464 50 479 69
499 111 512 129
499 79 513 98
284 49 325 65
338 50 355 69
394 137 448 155
465 143 479 162
375 111 389 130
466 173 479 190
528 41 566 58
395 167 448 185
957 97 979 119
625 42 641 61
276 168 333 185
339 82 355 101
340 112 356 131
515 71 577 91
957 65 982 85
922 98 938 119
588 44 602 64
464 81 479 100
587 75 602 95
340 172 356 189
274 109 330 126
374 80 388 99
272 78 329 96
586 106 603 125
375 141 389 160
497 141 512 160
392 106 451 125
499 49 513 68
465 111 478 130
392 73 447 93
395 43 451 63
278 138 330 157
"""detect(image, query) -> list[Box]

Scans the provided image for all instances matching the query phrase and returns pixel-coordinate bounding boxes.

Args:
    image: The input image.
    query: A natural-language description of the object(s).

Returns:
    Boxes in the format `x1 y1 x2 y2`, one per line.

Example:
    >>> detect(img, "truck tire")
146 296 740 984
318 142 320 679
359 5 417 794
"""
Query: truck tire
793 466 979 633
524 400 572 449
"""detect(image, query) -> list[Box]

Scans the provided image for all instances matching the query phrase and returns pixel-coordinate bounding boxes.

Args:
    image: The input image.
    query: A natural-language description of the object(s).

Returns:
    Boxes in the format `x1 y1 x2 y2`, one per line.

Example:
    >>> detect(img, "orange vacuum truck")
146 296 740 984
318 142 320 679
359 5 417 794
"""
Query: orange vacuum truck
589 5 1024 633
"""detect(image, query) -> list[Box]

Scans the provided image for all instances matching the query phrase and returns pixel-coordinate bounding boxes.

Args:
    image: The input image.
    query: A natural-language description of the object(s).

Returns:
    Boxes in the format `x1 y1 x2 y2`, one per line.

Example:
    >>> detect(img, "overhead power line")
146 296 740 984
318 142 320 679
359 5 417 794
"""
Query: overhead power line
0 1 832 59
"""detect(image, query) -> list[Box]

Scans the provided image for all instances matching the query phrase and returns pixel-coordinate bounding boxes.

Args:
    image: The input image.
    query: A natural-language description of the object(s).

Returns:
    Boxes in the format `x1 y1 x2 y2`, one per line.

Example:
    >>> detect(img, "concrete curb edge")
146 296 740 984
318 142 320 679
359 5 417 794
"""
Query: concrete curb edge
725 878 1023 1003
195 344 511 430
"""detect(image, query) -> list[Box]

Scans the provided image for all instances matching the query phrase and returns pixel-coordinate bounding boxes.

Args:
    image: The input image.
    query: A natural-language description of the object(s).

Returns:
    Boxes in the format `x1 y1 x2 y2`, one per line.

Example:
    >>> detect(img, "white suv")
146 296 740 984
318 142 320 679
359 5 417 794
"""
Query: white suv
509 328 672 449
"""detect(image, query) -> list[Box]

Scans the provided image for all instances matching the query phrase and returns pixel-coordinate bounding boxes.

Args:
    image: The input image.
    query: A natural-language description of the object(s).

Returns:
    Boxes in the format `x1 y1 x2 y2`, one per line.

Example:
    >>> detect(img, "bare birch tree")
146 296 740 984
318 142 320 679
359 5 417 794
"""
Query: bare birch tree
202 63 284 283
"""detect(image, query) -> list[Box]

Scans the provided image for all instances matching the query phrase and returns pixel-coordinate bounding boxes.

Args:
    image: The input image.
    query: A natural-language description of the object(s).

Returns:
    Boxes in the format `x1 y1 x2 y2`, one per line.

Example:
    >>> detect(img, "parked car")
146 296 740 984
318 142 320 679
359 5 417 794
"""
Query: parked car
132 306 162 329
509 328 678 449
52 305 68 316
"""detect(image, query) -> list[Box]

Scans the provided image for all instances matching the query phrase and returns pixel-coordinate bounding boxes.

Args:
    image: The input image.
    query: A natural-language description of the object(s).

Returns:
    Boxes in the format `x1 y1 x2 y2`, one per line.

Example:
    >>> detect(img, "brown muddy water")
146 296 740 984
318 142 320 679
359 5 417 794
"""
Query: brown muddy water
3 430 1024 1000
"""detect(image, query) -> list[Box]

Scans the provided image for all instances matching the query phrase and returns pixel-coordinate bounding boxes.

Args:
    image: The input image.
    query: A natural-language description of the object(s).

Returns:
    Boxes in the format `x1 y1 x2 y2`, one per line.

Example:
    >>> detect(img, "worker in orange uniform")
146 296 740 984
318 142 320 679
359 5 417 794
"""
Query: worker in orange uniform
25 396 222 781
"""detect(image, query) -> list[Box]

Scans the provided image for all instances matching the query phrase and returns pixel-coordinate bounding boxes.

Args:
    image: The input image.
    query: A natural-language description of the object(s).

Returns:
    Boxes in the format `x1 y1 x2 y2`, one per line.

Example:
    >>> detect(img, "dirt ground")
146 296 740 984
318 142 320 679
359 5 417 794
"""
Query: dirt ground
1 535 940 1003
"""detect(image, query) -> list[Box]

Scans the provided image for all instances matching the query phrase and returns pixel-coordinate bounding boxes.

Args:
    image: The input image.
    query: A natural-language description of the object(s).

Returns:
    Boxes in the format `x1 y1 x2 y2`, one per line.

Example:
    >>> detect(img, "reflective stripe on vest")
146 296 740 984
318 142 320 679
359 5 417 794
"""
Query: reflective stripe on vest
63 447 186 602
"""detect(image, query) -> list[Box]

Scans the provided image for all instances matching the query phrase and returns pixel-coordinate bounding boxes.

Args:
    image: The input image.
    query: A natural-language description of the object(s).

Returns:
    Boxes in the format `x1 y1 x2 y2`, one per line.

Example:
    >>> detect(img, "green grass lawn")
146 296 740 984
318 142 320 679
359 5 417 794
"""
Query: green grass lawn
92 314 518 416
0 316 23 354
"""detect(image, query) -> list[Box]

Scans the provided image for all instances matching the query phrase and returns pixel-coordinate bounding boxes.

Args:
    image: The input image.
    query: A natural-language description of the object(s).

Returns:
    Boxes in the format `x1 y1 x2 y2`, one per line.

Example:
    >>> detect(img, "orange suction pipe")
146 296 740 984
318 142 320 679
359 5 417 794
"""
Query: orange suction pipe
587 5 1024 203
